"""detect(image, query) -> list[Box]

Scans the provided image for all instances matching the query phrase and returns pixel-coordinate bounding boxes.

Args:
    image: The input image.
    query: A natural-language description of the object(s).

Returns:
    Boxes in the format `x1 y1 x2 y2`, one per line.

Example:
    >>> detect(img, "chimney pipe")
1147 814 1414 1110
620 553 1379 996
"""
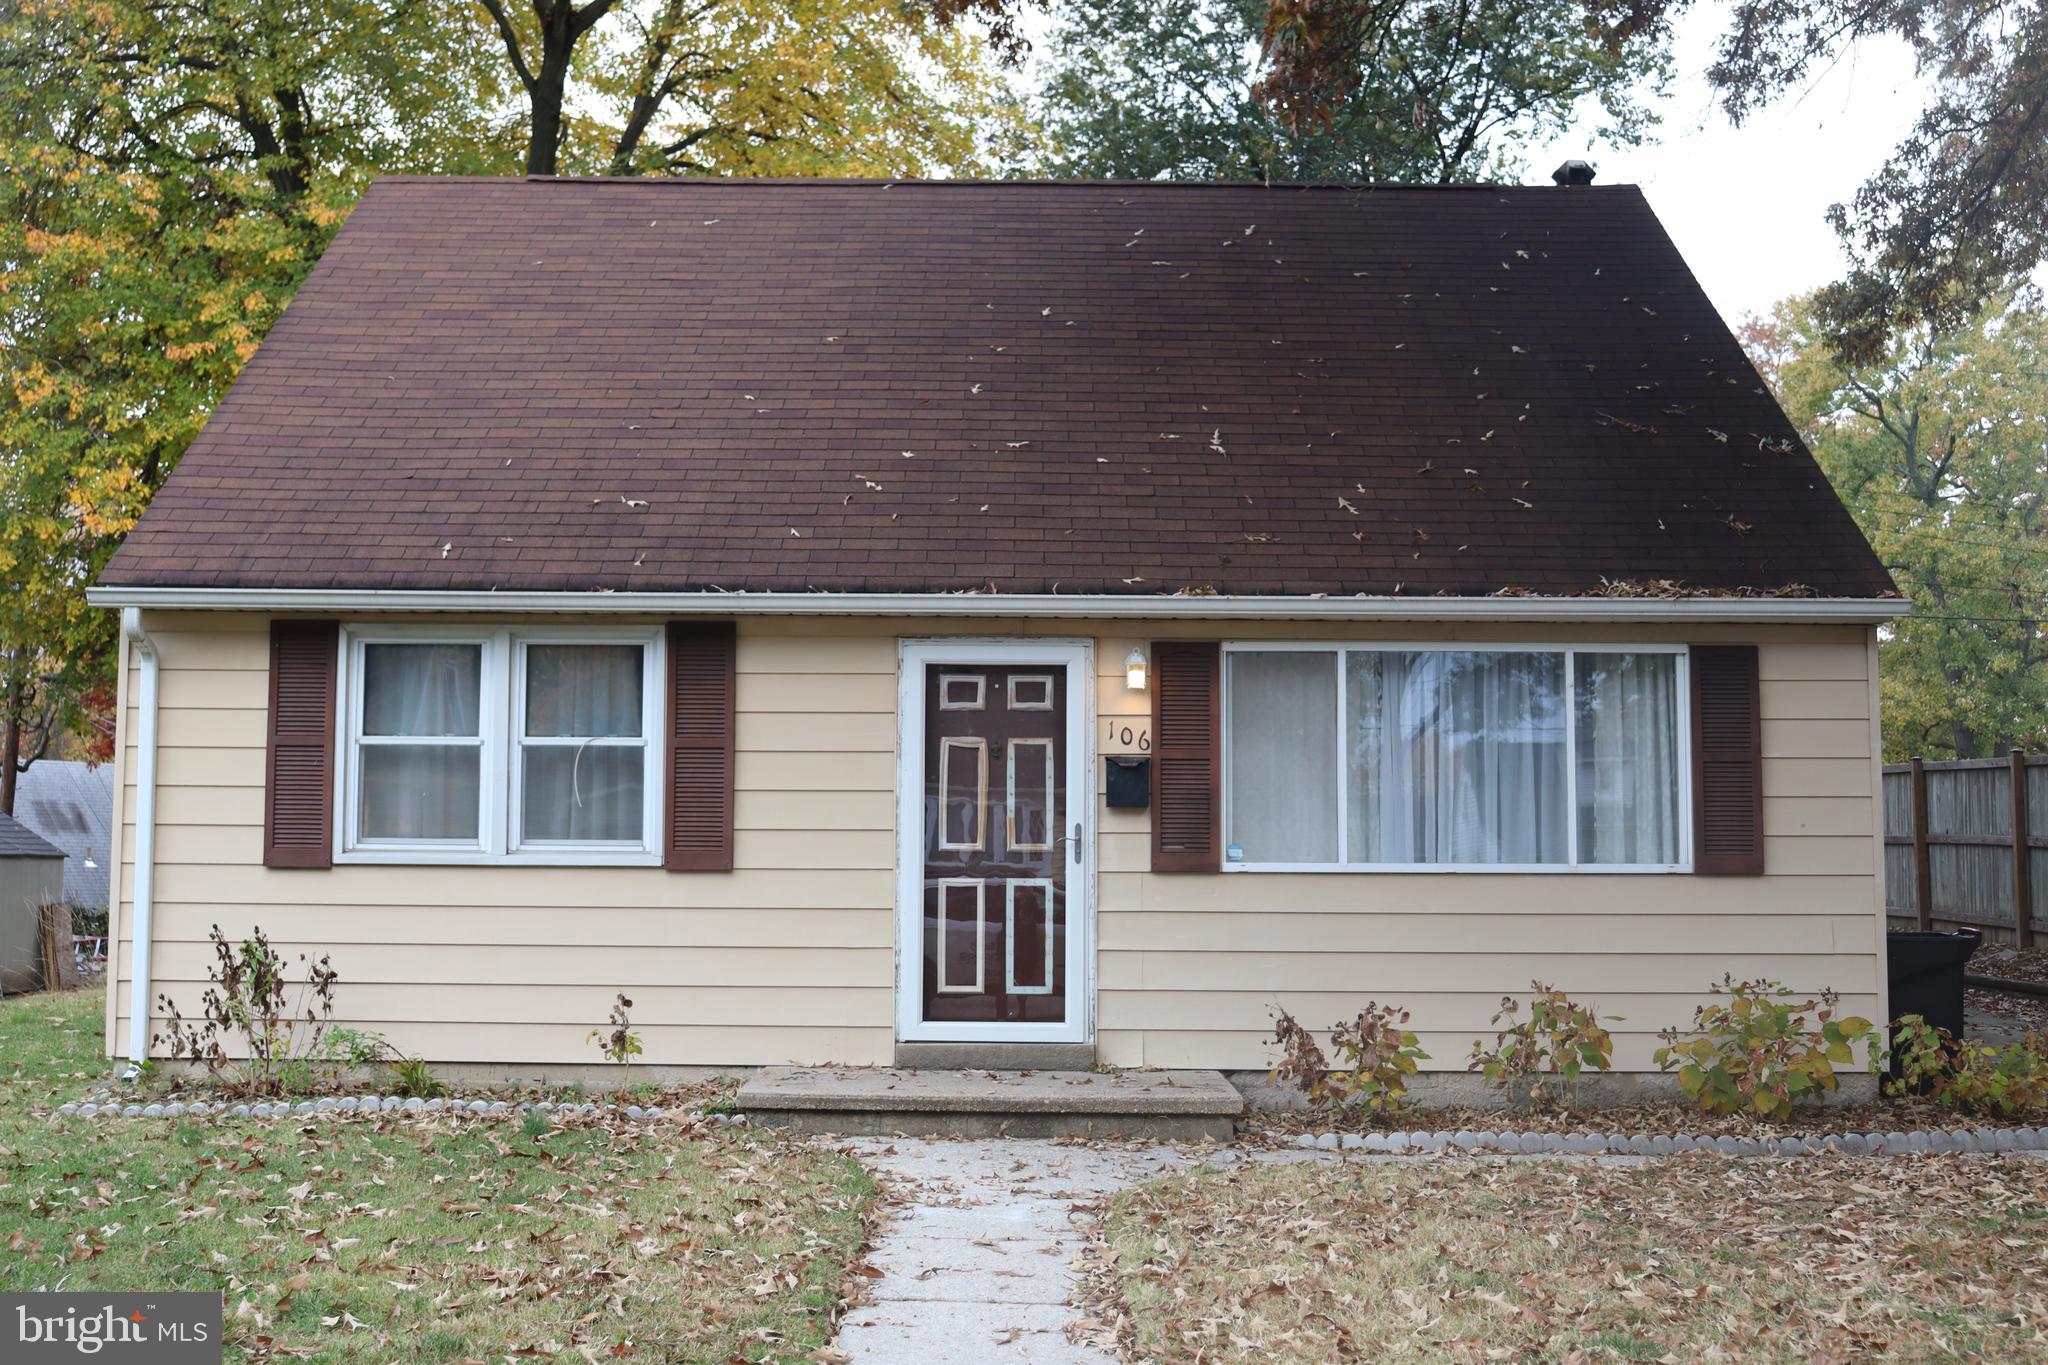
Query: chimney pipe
1551 160 1596 186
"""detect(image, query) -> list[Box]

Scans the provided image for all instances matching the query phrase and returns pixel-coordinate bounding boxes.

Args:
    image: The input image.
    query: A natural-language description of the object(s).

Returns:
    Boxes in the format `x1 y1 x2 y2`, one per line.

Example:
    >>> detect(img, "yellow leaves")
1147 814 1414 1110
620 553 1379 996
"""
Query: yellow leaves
164 341 218 362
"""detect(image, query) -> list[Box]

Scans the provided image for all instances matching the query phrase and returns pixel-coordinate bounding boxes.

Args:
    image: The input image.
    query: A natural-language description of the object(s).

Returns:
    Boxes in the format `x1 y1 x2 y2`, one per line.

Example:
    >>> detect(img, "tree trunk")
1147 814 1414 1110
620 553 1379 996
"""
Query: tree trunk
526 6 579 176
0 677 20 817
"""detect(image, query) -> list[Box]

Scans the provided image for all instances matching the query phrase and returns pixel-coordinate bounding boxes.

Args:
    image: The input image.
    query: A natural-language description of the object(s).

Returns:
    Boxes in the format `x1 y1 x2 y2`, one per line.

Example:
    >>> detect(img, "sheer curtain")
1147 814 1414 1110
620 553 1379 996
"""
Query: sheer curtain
1348 651 1567 864
521 644 645 843
359 643 482 841
1226 652 1338 862
1574 652 1681 863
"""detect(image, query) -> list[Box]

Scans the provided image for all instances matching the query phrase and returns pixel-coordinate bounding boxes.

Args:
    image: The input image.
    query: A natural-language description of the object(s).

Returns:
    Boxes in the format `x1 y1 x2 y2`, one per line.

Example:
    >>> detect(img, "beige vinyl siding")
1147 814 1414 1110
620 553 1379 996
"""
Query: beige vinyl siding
112 611 1884 1073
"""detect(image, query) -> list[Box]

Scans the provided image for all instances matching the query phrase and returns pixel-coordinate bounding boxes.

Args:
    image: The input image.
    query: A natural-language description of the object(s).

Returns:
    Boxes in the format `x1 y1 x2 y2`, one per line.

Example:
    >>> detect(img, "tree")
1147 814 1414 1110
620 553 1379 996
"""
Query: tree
1033 0 1664 182
1748 294 2048 759
477 0 1030 178
1255 0 2048 362
0 0 515 794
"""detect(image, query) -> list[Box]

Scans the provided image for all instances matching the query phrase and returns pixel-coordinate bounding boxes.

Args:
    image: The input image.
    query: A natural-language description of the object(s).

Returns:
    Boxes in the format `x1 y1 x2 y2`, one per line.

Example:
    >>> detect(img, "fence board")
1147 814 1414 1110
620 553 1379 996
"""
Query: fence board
1884 754 2046 940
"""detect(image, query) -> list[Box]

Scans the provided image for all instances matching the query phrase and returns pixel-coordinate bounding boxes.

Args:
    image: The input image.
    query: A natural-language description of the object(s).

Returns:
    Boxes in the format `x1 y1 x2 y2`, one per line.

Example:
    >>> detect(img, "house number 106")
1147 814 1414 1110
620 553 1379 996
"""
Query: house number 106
1104 720 1151 752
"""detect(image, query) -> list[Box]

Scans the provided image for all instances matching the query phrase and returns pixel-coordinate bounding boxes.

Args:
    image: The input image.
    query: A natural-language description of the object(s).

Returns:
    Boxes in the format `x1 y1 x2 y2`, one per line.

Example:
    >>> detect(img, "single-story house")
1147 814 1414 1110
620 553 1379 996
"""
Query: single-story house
87 175 1903 1079
0 812 66 994
14 759 116 913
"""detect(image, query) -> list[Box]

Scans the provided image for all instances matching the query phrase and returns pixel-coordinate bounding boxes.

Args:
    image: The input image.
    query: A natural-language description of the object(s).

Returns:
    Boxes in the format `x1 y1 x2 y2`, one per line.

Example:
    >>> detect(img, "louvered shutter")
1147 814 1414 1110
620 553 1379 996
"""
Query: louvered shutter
1151 641 1220 873
665 621 736 871
264 619 338 869
1690 644 1764 876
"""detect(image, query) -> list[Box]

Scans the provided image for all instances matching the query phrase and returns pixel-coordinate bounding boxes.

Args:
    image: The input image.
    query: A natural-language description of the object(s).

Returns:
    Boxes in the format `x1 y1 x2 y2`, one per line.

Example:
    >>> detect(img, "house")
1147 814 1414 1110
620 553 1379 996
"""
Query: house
86 176 1902 1082
0 812 65 994
14 760 116 913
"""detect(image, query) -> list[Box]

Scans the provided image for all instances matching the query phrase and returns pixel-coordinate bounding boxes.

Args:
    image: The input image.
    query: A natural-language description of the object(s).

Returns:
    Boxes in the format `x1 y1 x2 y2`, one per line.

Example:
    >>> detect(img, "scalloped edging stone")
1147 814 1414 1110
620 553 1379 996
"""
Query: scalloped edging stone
1274 1125 2048 1157
52 1095 750 1127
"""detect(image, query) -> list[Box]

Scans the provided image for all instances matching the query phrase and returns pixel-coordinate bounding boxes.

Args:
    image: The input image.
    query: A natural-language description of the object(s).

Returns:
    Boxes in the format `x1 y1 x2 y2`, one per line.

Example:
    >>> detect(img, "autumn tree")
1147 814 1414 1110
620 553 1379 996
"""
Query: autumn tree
0 0 509 803
1750 294 2048 759
1032 0 1664 182
478 0 1030 177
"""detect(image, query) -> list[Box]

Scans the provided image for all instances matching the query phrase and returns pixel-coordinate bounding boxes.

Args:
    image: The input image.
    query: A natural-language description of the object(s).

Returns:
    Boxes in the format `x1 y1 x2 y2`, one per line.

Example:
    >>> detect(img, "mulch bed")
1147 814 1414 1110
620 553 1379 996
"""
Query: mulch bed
1246 1096 1996 1143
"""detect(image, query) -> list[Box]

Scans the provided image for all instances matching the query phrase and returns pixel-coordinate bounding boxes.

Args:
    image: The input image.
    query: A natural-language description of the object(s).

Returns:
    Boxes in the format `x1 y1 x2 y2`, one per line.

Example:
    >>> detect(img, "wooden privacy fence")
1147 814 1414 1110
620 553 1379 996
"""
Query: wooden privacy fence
1882 752 2048 945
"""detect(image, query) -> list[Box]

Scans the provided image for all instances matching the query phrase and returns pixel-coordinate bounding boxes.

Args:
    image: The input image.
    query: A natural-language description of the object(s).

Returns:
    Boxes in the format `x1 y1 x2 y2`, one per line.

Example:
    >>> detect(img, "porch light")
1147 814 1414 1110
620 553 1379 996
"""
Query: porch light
1124 647 1148 691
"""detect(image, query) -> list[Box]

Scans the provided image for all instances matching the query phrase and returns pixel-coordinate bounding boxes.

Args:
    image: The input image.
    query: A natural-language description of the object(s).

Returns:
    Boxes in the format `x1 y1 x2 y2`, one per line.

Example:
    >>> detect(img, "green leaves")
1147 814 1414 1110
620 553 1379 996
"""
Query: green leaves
1033 0 1667 183
1654 976 1882 1120
1268 1002 1430 1115
1750 293 2048 759
1467 981 1616 1109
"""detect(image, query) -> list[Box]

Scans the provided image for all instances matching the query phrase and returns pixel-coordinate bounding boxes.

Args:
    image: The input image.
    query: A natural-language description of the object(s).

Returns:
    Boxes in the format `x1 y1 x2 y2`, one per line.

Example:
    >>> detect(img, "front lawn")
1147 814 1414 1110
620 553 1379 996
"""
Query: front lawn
0 988 873 1362
1101 1156 2048 1362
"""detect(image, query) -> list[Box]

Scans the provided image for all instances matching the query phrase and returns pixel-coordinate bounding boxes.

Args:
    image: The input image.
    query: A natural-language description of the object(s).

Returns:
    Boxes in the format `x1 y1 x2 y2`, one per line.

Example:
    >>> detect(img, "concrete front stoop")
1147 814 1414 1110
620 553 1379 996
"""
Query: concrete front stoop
738 1066 1242 1141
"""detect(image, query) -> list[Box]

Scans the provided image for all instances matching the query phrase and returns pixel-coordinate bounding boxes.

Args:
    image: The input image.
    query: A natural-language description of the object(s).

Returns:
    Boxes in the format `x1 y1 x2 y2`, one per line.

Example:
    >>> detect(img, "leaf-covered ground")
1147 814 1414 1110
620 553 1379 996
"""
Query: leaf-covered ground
0 988 873 1362
1099 1155 2048 1362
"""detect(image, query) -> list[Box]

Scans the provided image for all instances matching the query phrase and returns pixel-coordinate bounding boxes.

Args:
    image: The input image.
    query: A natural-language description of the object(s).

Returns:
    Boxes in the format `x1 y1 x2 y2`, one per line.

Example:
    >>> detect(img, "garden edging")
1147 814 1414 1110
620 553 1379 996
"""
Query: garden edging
52 1094 751 1125
1269 1125 2048 1156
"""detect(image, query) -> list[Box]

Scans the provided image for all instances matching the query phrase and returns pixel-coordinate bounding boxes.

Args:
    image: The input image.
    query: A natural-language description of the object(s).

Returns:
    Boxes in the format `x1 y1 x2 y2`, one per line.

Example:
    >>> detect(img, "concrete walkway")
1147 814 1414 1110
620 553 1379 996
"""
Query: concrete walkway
833 1138 1200 1363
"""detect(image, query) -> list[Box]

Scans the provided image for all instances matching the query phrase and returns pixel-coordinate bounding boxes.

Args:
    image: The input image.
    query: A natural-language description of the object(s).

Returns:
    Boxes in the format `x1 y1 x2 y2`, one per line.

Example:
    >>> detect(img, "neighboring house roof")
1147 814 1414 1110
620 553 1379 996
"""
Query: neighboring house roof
0 810 65 861
100 176 1894 600
13 762 115 908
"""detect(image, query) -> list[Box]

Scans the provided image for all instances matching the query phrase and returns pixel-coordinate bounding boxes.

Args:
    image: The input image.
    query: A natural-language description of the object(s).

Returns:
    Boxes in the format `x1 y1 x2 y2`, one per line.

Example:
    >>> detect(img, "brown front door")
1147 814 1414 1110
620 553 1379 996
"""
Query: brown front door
921 665 1069 1024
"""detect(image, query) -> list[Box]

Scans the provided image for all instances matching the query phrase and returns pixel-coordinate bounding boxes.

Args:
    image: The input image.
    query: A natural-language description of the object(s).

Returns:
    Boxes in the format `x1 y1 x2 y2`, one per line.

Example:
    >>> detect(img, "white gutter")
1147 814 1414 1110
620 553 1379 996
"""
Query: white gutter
86 586 1911 625
120 607 160 1074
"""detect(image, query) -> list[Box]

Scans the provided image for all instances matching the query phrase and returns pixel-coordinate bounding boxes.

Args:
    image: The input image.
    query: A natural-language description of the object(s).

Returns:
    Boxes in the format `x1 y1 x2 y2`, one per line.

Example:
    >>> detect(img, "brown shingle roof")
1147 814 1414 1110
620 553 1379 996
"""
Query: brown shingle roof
100 176 1893 598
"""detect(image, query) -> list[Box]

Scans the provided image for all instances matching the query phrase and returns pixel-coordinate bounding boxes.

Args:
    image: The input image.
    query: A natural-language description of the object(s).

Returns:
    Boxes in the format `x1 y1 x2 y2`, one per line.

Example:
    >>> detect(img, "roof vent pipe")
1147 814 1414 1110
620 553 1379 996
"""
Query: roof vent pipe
1551 160 1596 186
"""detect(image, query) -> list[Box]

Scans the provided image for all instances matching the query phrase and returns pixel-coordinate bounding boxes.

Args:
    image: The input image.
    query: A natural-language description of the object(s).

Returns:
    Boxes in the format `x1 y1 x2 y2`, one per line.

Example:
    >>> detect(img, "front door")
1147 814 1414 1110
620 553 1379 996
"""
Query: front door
896 642 1090 1043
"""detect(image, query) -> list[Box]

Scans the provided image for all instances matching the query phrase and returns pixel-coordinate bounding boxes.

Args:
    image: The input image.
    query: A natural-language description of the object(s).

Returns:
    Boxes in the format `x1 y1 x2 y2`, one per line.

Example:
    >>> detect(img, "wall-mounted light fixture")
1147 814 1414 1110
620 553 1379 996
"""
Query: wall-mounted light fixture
1124 646 1148 691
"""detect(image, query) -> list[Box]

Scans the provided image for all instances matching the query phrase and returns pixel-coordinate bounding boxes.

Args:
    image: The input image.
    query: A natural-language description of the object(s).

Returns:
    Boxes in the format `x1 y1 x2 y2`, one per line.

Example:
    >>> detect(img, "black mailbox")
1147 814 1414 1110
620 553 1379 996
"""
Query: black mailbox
1105 756 1150 809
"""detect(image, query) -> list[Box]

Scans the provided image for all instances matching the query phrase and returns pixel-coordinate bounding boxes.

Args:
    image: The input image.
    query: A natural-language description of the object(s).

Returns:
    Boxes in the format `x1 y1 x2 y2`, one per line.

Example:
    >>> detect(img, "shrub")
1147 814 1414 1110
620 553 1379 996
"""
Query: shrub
1468 982 1616 1107
1889 1016 2048 1118
588 993 643 1093
387 1054 446 1099
1269 1003 1429 1114
156 925 339 1096
278 1025 391 1096
1653 976 1878 1118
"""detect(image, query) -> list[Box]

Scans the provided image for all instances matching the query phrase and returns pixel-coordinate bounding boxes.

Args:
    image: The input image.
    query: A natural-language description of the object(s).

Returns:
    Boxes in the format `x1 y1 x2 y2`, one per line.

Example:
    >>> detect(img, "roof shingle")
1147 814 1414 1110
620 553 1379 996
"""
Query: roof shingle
100 176 1894 599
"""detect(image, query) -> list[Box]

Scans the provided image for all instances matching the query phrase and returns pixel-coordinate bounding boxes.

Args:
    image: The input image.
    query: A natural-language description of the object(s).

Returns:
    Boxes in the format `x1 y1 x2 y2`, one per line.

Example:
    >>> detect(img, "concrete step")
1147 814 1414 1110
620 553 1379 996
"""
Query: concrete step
739 1066 1242 1141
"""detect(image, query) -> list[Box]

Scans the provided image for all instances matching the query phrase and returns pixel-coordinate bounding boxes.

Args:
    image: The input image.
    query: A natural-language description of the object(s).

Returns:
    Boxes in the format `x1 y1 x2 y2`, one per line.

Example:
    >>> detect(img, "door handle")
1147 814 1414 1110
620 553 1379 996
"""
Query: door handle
1051 822 1083 865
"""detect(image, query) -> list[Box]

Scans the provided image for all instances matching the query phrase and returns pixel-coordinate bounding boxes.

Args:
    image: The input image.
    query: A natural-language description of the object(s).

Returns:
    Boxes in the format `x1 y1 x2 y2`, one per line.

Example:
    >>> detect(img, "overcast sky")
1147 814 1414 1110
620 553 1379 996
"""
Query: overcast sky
1525 3 1922 328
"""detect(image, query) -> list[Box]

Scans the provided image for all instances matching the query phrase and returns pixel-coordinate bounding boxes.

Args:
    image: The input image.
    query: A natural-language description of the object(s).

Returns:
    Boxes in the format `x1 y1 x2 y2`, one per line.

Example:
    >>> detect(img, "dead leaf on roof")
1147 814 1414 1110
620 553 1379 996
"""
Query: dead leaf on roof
1707 428 1729 443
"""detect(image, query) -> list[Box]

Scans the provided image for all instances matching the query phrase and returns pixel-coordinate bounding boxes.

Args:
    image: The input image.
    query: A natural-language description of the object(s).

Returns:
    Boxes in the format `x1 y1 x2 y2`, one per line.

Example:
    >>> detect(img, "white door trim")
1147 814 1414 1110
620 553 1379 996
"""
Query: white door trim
895 638 1095 1044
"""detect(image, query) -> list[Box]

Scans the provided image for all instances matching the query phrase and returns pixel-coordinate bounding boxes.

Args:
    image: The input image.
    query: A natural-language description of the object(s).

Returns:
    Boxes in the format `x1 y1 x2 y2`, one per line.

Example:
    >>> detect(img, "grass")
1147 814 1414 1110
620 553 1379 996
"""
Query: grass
0 987 873 1362
1100 1155 2048 1362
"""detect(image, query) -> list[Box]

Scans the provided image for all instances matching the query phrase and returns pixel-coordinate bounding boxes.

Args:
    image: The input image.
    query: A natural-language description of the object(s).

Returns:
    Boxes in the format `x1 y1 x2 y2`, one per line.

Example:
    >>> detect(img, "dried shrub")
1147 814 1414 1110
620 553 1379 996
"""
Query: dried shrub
588 992 643 1093
1889 1016 2048 1118
1269 1003 1428 1114
1468 981 1616 1107
155 924 339 1096
1653 976 1878 1118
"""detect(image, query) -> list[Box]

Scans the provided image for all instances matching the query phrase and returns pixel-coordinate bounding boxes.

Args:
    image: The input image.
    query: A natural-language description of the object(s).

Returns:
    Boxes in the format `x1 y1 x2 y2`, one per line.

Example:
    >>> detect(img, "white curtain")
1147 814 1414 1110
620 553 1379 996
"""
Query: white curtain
521 645 645 842
1227 652 1338 862
359 643 482 840
1574 652 1681 864
1348 651 1567 864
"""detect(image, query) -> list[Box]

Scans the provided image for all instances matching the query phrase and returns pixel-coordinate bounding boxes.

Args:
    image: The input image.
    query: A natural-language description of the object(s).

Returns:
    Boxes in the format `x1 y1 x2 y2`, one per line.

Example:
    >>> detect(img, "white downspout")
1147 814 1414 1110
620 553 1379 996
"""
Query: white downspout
121 607 160 1075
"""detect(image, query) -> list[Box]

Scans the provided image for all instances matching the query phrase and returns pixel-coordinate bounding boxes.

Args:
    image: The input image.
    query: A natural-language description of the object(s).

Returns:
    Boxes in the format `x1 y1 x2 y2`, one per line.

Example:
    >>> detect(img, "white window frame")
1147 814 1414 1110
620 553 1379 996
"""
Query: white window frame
335 623 664 866
1220 641 1692 874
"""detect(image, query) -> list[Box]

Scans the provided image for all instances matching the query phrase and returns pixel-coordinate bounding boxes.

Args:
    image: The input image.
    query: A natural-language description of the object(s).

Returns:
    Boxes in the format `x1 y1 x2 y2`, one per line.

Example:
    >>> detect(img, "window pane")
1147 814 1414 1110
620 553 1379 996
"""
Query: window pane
360 746 480 841
1347 651 1566 864
522 745 645 842
1227 651 1338 862
525 645 643 737
362 644 481 737
1575 653 1682 864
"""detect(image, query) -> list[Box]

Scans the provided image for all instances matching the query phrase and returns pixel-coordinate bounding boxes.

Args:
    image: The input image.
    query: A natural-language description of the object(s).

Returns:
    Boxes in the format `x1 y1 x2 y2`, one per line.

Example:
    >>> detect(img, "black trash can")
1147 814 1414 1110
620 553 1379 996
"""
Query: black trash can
1886 929 1982 1065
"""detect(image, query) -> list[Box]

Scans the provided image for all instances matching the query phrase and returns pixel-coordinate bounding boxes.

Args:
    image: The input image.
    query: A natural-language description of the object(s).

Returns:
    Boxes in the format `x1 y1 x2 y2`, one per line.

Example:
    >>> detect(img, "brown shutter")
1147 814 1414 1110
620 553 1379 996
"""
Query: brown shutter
1151 640 1220 873
1690 644 1764 876
264 619 338 869
665 621 736 871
